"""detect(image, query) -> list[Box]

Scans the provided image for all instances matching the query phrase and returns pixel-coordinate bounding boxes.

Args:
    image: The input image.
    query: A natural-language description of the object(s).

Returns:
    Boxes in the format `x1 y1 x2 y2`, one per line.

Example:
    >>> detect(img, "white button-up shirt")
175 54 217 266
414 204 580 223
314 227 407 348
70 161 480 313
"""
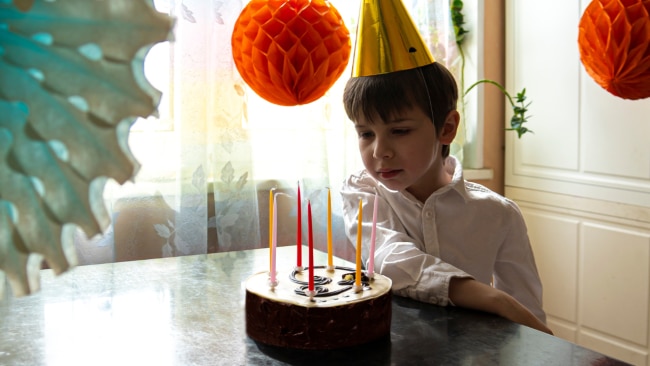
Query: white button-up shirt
340 156 546 322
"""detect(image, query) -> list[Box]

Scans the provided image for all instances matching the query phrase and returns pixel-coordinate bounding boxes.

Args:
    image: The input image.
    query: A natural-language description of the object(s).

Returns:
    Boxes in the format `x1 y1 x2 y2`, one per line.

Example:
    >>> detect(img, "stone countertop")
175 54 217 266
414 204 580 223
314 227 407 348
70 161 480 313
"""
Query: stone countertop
0 247 629 366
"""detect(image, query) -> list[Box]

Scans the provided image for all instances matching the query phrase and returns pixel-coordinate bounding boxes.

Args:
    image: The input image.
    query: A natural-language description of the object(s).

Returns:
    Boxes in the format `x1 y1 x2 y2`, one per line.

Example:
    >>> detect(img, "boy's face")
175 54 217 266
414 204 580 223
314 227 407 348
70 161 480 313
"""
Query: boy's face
354 106 458 200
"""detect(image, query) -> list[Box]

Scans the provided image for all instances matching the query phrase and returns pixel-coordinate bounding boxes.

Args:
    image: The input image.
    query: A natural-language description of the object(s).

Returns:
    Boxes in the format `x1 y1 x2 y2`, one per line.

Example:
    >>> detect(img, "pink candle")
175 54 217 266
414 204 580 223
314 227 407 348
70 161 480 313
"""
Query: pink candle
308 201 314 292
297 183 302 267
270 193 279 284
355 199 362 287
327 188 333 268
269 188 274 272
368 193 379 275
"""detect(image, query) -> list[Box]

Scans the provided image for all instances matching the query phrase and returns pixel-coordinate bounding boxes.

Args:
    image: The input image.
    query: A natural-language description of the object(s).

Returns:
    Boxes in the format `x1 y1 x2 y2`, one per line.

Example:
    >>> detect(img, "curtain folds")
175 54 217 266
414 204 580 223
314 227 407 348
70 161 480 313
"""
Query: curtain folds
72 0 460 266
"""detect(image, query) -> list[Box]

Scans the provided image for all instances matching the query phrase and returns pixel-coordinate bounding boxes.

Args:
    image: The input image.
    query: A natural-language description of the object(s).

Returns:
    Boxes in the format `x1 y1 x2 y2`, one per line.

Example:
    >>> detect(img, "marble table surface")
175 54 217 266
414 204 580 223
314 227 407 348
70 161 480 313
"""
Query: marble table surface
0 247 629 365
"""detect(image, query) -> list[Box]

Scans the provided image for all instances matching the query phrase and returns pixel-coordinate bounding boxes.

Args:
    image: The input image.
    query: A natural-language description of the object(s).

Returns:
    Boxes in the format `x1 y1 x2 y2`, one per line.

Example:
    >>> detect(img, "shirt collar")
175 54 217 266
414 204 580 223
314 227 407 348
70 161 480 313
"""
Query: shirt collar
386 155 470 205
445 155 471 203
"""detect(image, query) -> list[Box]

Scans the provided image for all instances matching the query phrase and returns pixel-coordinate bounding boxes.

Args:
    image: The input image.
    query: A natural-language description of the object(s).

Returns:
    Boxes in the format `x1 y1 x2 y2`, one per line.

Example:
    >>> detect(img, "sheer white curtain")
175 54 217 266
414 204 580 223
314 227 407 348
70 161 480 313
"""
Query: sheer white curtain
72 0 460 265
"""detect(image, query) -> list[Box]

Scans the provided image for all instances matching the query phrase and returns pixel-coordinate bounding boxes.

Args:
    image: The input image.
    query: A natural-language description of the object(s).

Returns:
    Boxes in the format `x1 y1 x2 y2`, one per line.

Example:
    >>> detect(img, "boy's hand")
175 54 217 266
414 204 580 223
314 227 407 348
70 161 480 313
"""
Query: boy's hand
449 277 553 335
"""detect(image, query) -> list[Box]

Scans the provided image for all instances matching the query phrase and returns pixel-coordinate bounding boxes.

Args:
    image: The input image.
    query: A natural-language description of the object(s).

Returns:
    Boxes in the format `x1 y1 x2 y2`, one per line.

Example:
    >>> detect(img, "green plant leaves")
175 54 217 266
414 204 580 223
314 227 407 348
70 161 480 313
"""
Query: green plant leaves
509 88 532 138
451 0 468 46
452 1 533 138
0 0 173 296
466 80 533 138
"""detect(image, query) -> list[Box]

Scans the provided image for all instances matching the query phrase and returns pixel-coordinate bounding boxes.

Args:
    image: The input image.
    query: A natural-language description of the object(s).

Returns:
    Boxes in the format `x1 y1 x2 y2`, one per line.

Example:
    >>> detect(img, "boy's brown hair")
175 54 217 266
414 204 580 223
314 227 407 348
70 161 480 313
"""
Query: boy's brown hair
343 62 458 157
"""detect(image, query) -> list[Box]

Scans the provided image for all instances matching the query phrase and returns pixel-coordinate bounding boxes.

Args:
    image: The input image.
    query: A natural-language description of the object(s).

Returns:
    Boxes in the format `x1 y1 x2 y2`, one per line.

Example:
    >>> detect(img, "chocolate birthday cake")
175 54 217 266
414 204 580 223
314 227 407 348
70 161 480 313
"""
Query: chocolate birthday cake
245 266 392 350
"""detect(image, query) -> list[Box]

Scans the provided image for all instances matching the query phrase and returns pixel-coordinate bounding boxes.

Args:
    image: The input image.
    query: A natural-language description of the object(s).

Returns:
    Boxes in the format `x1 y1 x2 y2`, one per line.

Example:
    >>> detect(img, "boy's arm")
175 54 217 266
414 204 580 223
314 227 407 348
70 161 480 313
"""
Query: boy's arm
492 201 546 323
341 173 551 334
449 277 553 335
341 174 471 306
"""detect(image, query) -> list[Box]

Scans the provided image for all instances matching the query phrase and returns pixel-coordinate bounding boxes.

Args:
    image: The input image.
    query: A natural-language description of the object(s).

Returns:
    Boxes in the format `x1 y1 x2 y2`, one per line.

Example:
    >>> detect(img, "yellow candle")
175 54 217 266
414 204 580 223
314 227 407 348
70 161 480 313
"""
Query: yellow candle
327 188 333 268
269 188 274 271
355 199 362 287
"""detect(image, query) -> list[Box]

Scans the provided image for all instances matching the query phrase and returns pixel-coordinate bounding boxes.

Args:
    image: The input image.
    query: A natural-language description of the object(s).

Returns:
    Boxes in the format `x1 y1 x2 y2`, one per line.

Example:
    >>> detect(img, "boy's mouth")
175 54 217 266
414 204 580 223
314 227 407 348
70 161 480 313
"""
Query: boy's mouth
377 169 401 180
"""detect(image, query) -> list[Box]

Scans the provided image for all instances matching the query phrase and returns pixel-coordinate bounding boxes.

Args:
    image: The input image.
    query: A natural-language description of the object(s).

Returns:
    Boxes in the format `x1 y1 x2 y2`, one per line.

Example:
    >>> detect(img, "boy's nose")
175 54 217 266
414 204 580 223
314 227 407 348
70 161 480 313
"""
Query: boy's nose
372 139 394 159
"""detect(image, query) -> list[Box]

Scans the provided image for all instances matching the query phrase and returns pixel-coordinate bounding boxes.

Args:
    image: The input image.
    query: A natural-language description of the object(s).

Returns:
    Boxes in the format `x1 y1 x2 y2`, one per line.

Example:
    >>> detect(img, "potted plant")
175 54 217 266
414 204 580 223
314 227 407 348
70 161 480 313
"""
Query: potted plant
452 0 532 138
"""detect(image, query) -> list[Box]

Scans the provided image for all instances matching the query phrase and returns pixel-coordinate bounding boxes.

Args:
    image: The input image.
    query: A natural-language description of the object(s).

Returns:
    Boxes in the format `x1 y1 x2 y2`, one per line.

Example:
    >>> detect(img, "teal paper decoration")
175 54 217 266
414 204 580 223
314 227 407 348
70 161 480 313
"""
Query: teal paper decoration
0 0 173 296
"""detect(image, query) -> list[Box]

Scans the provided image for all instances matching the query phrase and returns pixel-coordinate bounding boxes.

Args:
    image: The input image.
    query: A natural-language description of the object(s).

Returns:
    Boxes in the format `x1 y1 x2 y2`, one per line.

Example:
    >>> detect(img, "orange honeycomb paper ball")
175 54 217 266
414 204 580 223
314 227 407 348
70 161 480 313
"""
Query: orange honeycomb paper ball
578 0 650 100
231 0 351 106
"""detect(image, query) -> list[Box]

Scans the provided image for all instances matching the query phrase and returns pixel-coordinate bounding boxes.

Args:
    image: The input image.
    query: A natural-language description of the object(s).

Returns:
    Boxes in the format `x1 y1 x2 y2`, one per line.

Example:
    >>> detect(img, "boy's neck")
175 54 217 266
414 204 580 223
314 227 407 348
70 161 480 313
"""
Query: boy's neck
406 157 453 203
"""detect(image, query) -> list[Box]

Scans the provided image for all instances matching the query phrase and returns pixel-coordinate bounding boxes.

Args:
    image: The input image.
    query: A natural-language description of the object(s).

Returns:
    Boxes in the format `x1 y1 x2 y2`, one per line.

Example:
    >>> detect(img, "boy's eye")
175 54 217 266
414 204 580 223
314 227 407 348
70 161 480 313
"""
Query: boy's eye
358 131 374 139
392 128 410 135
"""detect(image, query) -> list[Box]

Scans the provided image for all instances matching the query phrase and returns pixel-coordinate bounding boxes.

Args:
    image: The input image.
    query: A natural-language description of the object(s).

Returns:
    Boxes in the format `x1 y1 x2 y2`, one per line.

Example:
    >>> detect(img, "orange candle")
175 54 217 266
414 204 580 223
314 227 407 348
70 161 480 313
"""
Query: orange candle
308 201 315 292
355 199 362 287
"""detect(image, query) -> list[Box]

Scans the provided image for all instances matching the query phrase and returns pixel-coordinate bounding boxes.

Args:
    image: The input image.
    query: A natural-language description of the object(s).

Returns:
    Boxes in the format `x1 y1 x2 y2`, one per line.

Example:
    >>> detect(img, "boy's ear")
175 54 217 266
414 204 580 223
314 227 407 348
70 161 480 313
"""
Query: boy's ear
439 110 460 145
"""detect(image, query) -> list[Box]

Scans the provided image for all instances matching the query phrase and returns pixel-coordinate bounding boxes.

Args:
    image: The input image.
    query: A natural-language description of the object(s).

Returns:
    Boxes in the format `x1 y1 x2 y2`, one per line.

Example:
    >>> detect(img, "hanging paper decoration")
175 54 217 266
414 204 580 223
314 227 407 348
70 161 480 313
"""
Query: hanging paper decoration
231 0 351 106
578 0 650 100
0 0 172 296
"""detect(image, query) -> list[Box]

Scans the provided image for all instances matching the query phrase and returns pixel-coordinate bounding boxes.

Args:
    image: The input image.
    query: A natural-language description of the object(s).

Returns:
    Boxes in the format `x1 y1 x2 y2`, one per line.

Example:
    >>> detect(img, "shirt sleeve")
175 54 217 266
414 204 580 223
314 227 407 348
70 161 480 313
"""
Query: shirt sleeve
340 172 472 306
492 200 546 323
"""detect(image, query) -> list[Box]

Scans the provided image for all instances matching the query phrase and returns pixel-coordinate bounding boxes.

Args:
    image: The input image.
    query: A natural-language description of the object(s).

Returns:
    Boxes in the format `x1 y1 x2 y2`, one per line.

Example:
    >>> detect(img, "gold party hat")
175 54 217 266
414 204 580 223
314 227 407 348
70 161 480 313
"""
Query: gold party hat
352 0 435 77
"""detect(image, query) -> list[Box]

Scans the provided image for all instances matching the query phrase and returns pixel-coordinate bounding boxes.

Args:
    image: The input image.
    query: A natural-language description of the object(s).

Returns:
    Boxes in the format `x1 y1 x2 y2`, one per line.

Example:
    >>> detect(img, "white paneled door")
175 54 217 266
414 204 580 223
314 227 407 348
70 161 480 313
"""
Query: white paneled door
505 1 650 365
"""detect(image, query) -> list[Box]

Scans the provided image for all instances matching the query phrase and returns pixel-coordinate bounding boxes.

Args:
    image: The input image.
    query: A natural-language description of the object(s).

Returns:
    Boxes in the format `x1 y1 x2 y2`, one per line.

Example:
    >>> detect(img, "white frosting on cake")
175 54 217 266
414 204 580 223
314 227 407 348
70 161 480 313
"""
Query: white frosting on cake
245 267 392 308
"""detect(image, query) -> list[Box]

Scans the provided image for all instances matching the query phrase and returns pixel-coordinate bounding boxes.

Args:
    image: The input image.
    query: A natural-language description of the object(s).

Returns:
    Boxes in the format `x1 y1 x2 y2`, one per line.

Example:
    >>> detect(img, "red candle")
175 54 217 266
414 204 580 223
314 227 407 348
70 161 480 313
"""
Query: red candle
297 183 302 268
308 201 314 292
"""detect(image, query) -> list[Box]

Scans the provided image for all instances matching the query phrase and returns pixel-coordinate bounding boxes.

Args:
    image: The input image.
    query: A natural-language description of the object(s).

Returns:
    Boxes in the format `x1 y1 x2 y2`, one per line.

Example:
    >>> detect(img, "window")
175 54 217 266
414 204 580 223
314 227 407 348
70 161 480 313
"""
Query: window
133 0 487 184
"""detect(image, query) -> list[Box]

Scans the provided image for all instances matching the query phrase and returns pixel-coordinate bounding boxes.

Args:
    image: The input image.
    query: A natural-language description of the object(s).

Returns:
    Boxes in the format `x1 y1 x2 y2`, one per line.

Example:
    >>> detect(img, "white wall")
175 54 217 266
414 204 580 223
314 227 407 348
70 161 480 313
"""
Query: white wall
505 1 650 365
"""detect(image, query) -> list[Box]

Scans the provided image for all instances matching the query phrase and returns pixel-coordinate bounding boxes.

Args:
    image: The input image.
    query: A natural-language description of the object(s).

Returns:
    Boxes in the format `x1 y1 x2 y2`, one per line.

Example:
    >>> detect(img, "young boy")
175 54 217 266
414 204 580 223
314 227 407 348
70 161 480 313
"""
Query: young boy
340 61 552 335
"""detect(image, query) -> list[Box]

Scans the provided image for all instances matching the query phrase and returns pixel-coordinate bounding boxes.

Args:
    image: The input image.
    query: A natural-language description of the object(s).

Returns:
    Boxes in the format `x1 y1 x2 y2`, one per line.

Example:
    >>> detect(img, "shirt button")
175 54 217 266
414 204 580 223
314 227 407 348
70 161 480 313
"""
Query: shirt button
424 211 433 218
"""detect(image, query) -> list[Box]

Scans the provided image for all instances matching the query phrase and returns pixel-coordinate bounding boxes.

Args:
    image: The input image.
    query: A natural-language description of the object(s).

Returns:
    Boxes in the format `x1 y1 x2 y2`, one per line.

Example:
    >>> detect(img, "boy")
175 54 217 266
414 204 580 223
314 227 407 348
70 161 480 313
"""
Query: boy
340 62 551 335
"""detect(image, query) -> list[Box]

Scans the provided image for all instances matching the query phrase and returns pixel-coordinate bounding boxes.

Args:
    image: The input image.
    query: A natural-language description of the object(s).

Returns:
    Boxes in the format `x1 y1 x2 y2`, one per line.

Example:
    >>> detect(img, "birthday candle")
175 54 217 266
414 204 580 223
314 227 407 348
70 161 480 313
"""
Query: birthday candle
368 193 378 276
327 188 333 268
308 201 315 292
355 199 362 287
269 188 274 271
270 193 279 284
297 183 302 268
